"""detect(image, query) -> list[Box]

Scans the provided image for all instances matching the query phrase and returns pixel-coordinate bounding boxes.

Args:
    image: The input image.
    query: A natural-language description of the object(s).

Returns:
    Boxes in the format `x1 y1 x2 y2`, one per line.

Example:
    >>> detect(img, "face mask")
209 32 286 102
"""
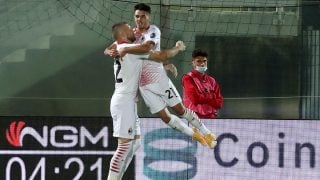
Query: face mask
195 66 207 73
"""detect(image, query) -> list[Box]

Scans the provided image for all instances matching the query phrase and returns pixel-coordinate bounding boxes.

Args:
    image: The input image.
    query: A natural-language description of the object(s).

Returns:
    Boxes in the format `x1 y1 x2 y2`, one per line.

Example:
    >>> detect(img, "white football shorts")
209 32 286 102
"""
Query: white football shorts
110 93 140 139
139 79 182 114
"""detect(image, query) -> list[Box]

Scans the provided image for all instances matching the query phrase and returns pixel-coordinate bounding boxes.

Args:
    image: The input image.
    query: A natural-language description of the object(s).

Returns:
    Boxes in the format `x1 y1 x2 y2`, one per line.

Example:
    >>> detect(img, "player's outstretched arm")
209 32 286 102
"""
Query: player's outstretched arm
148 40 186 62
104 43 119 58
118 41 155 57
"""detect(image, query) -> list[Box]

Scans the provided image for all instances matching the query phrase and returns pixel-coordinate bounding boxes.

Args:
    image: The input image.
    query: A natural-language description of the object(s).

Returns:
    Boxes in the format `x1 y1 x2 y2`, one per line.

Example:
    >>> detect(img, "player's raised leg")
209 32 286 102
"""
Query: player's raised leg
157 108 207 146
172 103 217 149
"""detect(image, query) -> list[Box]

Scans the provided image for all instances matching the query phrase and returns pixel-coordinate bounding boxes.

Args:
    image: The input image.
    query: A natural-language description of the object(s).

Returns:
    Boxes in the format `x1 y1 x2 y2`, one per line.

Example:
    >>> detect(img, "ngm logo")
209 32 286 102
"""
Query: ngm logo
5 121 109 148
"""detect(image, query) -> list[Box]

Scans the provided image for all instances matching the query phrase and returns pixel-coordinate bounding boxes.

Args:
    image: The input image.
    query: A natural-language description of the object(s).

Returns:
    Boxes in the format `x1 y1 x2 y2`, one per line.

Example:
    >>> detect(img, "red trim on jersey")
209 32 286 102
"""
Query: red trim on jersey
117 41 129 45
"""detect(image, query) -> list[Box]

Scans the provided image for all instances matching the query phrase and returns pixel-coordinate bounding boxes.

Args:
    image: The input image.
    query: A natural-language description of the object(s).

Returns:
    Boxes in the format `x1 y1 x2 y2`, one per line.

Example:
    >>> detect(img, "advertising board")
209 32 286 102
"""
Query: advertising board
0 116 136 180
1 117 319 180
136 119 320 180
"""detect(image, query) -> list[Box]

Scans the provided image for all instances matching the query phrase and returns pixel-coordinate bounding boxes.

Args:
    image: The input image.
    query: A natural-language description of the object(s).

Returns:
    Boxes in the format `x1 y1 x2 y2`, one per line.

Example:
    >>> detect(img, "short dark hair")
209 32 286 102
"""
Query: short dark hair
192 49 208 58
134 3 151 13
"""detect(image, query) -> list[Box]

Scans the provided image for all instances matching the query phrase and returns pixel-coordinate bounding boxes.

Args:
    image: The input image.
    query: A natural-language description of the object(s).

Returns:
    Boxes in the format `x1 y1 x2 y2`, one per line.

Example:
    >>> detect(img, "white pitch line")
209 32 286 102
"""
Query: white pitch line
0 150 115 155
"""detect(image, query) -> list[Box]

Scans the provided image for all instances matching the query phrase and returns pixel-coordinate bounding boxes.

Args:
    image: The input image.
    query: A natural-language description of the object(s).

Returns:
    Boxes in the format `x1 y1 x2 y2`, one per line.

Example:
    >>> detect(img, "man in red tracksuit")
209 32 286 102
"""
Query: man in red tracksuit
182 49 223 118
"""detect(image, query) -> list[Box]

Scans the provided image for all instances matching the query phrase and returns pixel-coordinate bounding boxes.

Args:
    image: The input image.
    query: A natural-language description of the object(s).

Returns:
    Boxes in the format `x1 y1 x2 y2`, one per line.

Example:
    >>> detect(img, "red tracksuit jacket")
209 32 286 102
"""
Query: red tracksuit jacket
182 70 223 118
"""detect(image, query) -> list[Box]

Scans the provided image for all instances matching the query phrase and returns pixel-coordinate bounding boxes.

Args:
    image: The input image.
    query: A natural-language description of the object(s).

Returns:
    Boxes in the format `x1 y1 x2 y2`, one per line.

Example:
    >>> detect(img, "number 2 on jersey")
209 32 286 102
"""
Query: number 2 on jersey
115 59 123 83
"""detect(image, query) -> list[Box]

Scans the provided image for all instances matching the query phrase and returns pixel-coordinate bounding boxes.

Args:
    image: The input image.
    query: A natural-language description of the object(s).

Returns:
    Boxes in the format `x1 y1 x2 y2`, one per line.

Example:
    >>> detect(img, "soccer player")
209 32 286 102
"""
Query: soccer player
107 22 186 180
113 3 217 149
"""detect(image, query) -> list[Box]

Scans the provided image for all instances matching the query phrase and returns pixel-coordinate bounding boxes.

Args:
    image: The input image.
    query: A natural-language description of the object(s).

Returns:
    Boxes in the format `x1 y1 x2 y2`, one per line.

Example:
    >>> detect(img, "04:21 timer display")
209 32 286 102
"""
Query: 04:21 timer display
5 156 109 180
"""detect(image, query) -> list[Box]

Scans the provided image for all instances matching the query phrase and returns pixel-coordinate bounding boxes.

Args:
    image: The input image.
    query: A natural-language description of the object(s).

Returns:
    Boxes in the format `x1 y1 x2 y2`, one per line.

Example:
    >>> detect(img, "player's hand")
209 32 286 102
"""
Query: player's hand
164 63 178 78
104 47 120 59
175 41 186 51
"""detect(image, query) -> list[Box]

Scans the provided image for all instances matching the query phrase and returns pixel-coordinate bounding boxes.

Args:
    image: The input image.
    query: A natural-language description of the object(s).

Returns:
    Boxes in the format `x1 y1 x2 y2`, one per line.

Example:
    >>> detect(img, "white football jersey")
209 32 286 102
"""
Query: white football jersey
113 43 148 94
134 25 161 51
134 25 168 86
